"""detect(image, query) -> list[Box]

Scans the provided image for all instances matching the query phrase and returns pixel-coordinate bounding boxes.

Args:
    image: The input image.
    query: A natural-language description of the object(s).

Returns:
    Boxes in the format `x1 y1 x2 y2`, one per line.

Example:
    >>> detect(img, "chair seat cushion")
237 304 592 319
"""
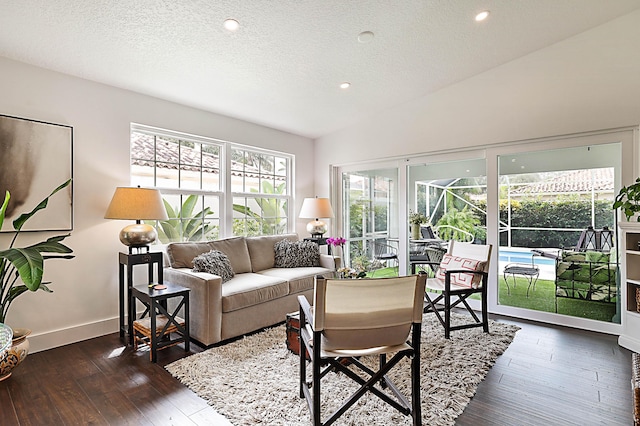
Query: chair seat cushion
425 277 476 292
436 254 485 288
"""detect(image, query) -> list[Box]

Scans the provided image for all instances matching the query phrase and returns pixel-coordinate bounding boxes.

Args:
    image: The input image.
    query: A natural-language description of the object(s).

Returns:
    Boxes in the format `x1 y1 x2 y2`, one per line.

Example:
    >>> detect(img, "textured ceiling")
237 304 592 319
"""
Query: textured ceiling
1 1 640 138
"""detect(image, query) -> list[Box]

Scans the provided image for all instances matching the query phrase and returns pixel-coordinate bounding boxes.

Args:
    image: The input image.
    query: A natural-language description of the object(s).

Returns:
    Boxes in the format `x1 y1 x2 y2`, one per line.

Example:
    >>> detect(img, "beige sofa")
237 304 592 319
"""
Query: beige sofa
163 233 335 346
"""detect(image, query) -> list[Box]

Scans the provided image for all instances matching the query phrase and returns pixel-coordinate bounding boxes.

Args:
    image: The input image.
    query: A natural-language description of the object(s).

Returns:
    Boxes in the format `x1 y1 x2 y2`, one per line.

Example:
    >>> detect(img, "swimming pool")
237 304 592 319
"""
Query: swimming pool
498 248 556 266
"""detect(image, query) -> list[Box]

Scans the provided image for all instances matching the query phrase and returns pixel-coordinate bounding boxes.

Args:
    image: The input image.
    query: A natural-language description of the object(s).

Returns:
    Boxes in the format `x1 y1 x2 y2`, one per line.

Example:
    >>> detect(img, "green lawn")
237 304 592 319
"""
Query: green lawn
367 266 618 323
497 276 617 322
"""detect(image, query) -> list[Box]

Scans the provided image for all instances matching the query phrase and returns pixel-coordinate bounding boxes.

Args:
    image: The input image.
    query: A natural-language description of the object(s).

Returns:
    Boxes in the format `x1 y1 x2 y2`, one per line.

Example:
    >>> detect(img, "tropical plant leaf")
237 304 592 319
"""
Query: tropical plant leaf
0 190 9 230
12 178 71 232
0 247 44 291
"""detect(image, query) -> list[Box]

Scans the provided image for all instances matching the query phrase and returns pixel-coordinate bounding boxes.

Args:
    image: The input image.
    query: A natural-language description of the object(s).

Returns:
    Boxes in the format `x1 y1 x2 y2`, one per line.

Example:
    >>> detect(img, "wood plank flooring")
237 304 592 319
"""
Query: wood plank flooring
0 315 633 425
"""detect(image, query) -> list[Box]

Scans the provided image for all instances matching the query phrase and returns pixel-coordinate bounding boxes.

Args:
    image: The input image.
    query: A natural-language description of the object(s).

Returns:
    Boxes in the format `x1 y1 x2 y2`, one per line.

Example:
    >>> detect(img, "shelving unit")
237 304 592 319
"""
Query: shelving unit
618 222 640 353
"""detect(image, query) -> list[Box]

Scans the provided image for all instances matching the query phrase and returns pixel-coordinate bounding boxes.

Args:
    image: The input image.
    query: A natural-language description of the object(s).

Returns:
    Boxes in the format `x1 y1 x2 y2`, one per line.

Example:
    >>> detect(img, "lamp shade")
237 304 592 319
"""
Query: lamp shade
299 197 334 219
104 187 168 220
299 197 334 238
105 187 168 247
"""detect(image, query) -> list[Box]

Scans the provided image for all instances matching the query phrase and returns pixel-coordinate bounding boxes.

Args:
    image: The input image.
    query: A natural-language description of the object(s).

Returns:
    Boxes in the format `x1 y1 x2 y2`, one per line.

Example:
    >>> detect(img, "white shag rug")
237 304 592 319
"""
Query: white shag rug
166 313 519 426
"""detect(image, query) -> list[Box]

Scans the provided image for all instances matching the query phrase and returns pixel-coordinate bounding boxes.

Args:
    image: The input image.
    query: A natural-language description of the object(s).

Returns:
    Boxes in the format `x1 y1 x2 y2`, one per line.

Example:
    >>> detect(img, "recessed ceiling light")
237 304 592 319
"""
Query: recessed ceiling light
475 10 490 21
224 18 240 32
340 82 351 89
357 31 375 43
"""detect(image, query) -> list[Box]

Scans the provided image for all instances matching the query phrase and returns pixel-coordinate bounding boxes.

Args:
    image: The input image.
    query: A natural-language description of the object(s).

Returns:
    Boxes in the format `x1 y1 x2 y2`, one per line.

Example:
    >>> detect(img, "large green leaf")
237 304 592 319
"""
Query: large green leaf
0 247 44 291
0 191 9 230
12 179 71 232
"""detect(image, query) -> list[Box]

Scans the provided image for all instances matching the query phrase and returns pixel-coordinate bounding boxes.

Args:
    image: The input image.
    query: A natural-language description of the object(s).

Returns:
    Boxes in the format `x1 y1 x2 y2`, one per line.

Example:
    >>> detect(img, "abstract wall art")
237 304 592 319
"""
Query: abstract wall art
0 114 73 232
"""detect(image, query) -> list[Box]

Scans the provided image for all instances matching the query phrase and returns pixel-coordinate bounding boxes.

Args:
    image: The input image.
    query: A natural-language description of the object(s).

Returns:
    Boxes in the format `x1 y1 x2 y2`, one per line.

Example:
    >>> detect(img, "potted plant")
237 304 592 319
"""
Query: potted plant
409 210 429 240
0 179 73 380
613 177 640 221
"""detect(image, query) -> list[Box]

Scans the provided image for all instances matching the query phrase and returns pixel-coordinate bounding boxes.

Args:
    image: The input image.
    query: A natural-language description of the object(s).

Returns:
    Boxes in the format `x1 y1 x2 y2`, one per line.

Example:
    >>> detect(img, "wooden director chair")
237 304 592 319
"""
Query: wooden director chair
298 273 426 426
424 241 492 339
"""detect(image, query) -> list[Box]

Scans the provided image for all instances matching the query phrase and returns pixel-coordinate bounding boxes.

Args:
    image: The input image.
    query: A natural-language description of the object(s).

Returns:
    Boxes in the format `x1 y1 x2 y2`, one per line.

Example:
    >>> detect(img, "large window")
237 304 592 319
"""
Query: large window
130 124 293 242
231 147 290 236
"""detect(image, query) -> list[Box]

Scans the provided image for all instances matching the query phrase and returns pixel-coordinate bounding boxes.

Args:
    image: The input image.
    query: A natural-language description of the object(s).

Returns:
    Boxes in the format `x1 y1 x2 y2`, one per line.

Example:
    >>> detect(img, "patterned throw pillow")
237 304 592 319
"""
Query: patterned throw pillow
274 239 320 268
436 254 485 288
192 250 235 283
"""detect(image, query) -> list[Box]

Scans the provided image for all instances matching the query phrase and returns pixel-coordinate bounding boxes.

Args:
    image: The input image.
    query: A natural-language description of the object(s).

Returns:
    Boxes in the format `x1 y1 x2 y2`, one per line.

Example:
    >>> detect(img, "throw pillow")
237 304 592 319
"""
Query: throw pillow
274 239 320 268
192 249 235 283
436 253 485 288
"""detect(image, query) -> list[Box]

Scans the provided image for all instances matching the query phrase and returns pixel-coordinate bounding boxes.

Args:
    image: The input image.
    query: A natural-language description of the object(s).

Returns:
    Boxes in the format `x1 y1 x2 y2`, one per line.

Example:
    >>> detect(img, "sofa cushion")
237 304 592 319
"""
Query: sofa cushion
166 242 212 269
221 273 289 312
274 239 320 268
166 237 252 273
209 237 252 274
246 233 299 272
258 266 330 294
192 250 235 283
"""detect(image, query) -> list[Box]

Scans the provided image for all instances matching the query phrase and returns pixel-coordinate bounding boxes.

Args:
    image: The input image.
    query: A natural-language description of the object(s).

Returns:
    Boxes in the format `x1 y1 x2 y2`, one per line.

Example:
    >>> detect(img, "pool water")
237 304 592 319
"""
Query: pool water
498 248 556 266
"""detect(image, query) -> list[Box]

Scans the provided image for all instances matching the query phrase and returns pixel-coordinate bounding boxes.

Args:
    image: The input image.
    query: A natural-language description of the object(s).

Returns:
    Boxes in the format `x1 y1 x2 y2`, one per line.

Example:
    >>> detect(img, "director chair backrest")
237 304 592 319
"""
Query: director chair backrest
313 275 426 352
447 240 492 277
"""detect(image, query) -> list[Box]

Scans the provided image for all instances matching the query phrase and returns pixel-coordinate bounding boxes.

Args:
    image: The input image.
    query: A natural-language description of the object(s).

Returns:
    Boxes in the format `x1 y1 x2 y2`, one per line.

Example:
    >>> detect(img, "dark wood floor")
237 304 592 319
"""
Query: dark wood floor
0 316 633 425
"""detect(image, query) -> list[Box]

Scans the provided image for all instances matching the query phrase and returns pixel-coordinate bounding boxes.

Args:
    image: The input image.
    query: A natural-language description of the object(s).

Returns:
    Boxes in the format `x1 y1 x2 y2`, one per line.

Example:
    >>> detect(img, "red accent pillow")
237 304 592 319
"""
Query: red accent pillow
436 254 486 288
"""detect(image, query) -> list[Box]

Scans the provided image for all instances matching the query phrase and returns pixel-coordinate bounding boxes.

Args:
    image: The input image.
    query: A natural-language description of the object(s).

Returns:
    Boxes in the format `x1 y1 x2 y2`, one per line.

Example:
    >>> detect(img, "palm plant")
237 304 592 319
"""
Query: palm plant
233 181 288 236
435 206 480 242
153 195 218 243
0 180 74 323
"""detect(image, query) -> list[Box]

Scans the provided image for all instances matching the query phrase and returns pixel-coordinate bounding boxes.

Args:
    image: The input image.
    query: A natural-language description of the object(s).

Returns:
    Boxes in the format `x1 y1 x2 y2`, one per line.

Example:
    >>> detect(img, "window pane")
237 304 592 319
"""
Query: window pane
233 196 288 236
180 164 202 190
131 132 155 161
203 167 220 191
155 163 179 188
180 140 201 167
275 157 288 176
202 145 220 191
153 193 220 242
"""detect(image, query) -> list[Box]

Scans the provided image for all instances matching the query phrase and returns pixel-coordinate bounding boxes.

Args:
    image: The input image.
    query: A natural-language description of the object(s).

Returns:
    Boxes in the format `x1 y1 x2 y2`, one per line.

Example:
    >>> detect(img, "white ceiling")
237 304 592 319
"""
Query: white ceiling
2 1 640 139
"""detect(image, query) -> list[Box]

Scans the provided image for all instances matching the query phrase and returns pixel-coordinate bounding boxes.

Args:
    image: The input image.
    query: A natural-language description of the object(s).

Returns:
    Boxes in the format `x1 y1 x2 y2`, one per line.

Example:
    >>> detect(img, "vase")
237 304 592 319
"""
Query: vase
412 225 421 240
0 328 31 381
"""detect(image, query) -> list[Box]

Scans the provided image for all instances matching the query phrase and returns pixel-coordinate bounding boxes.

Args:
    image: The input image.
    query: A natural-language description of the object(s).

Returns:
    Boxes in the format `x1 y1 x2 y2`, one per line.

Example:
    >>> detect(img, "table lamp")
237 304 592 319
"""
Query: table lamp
299 197 334 238
104 186 168 250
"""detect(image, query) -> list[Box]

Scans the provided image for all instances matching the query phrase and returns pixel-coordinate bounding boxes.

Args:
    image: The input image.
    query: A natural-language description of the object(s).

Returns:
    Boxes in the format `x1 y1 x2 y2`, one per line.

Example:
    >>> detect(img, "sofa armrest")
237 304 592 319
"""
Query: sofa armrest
164 267 224 346
320 254 340 270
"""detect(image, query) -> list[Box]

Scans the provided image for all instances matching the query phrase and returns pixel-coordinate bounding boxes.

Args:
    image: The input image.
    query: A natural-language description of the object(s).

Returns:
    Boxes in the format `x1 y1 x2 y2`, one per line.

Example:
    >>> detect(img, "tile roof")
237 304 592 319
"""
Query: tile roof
508 168 613 195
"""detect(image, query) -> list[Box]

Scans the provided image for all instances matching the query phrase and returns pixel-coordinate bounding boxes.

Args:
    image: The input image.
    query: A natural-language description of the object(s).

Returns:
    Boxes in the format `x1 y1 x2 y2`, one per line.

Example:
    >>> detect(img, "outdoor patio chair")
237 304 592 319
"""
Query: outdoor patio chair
297 274 427 426
369 240 399 276
424 241 492 339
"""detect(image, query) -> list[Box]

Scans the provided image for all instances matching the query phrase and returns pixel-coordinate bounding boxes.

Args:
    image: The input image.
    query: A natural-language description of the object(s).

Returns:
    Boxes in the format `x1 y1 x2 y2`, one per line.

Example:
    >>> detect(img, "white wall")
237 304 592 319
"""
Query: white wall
0 56 315 352
314 9 640 197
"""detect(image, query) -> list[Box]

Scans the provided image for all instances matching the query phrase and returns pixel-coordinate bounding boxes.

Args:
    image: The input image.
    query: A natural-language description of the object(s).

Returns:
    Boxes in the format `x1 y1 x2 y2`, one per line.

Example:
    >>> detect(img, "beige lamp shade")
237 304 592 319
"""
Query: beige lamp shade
104 187 168 247
299 197 334 237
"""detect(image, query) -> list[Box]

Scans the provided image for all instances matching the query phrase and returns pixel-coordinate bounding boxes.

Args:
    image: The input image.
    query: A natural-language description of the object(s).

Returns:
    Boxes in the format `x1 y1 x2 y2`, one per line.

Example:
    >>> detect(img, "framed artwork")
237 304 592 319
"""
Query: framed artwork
0 114 73 232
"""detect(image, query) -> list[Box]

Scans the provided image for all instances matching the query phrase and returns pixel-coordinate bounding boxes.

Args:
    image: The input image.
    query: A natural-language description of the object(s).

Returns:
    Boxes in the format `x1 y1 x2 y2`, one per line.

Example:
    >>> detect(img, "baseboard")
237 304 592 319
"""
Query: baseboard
28 317 120 353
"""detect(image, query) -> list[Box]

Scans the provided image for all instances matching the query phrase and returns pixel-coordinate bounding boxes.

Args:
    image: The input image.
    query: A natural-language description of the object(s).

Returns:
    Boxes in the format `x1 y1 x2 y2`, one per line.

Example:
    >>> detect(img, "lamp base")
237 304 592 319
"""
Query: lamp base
306 220 328 237
119 223 158 247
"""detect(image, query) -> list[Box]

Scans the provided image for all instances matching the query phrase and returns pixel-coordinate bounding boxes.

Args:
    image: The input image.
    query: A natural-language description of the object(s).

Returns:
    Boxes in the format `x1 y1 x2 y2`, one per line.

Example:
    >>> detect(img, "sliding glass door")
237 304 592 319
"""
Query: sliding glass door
497 143 620 323
341 167 398 274
332 127 633 333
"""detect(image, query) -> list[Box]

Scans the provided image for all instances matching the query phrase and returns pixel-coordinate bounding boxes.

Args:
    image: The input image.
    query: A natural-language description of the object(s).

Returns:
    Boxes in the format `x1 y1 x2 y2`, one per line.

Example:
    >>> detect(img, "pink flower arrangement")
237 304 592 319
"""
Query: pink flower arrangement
326 237 346 247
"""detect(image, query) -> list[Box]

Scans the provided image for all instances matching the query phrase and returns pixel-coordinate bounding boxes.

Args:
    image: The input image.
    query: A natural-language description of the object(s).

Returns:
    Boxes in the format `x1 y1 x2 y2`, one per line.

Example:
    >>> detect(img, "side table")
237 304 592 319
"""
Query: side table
503 263 539 298
119 251 164 345
304 237 332 255
131 283 190 362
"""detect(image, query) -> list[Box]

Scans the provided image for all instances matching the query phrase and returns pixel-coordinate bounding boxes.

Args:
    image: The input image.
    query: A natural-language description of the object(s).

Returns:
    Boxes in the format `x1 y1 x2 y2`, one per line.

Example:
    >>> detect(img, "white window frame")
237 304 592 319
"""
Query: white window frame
130 124 294 241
